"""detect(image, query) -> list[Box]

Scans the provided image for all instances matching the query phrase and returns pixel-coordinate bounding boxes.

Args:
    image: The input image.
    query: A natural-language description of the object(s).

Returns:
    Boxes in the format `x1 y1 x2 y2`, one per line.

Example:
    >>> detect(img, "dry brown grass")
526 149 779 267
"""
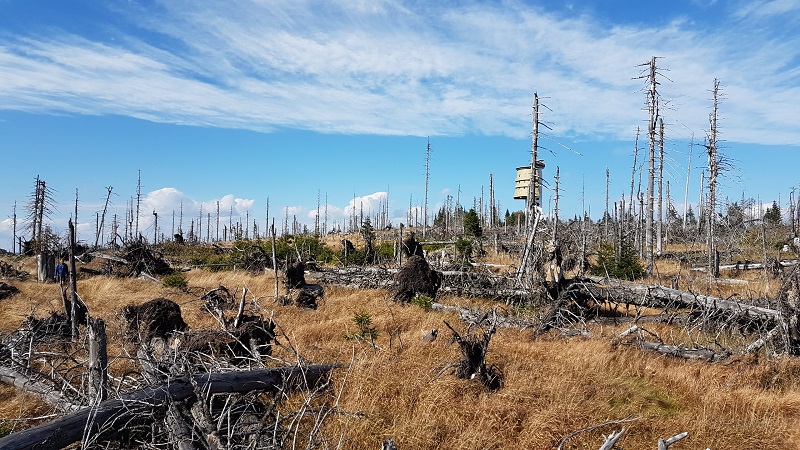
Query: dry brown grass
2 257 800 448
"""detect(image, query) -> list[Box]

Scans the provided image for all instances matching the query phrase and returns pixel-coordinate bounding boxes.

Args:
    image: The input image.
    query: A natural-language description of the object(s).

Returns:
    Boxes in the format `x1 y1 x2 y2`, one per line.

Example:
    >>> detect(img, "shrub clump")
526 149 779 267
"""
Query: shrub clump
411 294 434 311
590 241 645 280
162 271 188 289
344 311 379 343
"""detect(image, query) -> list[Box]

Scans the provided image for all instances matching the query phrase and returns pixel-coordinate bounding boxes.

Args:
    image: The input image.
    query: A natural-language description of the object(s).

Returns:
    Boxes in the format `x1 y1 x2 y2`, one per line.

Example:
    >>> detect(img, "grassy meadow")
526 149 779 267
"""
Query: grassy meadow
1 247 800 449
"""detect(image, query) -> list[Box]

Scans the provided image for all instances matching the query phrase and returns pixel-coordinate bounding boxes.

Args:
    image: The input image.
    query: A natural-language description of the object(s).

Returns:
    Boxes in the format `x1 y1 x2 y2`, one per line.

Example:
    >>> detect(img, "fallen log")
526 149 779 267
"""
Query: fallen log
636 341 731 362
690 259 800 272
431 303 537 329
582 276 779 321
0 364 337 450
0 363 81 412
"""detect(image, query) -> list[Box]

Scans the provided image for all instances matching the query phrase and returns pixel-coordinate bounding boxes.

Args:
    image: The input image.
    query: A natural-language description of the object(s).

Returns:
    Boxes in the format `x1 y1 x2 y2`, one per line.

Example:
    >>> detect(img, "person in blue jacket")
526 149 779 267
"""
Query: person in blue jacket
55 261 69 285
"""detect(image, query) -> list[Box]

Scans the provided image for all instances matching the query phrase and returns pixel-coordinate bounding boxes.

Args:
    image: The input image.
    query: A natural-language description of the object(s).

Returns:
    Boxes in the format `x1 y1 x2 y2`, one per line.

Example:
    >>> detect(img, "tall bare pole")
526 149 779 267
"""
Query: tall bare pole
265 197 270 238
135 170 141 240
198 204 203 242
643 56 660 276
518 92 541 283
489 173 495 229
95 187 113 248
315 190 320 236
152 211 158 244
629 127 640 219
552 166 560 243
683 137 693 230
12 202 17 254
706 79 721 278
68 219 79 339
605 167 610 240
657 118 665 254
423 138 431 238
74 188 79 229
179 201 183 236
698 170 705 235
666 180 671 246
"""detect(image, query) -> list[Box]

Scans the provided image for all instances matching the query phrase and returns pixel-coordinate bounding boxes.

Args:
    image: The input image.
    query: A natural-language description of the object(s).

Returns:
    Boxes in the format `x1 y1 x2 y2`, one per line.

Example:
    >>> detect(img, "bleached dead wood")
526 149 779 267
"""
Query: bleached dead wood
582 276 779 321
745 327 781 354
658 431 689 449
556 418 640 450
636 341 730 362
0 363 81 412
691 259 800 272
314 267 545 303
431 303 536 329
0 364 337 450
598 428 626 450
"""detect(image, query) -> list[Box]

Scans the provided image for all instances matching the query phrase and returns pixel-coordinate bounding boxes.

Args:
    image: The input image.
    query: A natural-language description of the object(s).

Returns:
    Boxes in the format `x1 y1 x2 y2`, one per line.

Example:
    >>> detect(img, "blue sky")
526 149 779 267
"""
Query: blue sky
1 0 799 248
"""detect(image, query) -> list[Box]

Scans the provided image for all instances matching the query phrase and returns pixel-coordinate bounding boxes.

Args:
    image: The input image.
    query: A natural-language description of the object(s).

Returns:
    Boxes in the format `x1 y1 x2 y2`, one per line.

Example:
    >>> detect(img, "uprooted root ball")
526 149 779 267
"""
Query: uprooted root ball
393 255 442 302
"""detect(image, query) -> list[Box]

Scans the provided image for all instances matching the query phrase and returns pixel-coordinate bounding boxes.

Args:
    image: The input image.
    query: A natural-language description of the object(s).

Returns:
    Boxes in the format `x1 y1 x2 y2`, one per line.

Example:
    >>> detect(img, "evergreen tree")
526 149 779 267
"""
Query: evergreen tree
590 241 645 280
764 201 782 226
463 208 482 238
361 217 376 263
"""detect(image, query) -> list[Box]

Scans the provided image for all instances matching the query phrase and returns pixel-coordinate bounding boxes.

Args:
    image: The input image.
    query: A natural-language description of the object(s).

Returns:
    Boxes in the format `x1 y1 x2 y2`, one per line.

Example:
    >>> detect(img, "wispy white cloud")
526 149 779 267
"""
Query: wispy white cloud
0 0 797 146
734 0 800 19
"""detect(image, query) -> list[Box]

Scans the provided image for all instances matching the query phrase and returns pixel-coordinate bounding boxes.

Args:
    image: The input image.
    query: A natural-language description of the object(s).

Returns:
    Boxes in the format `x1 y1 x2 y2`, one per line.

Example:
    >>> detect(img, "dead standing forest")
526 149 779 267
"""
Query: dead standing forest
2 59 800 449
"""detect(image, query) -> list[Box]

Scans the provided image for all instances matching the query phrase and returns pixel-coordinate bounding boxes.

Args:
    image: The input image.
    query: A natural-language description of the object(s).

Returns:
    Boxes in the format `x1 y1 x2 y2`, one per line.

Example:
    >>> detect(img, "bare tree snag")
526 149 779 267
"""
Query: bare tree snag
643 56 660 276
706 79 721 279
443 315 501 391
87 318 108 403
68 219 79 339
0 364 337 450
779 267 800 354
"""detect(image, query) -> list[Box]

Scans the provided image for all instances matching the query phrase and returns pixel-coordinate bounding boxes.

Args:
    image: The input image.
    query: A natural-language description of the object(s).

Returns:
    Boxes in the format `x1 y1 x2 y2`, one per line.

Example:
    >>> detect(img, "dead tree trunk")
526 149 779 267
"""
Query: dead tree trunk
87 318 108 403
644 56 659 276
443 319 501 391
68 219 79 339
657 118 664 255
779 267 800 355
707 79 721 278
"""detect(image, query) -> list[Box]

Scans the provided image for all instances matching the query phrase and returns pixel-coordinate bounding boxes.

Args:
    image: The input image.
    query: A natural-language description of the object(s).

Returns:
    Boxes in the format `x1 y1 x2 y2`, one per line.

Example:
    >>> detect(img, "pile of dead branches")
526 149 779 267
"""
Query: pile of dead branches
0 281 20 300
0 290 342 450
236 244 272 272
121 242 173 277
0 261 29 281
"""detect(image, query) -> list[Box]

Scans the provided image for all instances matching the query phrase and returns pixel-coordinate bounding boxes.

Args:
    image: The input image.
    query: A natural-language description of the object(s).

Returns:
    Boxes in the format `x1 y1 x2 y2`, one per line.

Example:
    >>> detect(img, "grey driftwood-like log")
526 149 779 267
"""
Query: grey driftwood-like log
636 341 731 362
431 303 537 329
313 267 546 304
0 364 337 450
0 363 81 412
582 276 779 321
690 259 800 272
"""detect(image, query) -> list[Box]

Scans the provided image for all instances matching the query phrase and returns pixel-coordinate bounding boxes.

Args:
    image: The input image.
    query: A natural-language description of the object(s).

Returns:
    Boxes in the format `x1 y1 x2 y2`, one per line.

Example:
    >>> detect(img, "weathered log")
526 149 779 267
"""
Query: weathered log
691 259 800 272
598 428 626 450
637 341 730 362
658 431 689 450
0 364 337 450
0 362 81 412
431 303 536 329
582 276 779 321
